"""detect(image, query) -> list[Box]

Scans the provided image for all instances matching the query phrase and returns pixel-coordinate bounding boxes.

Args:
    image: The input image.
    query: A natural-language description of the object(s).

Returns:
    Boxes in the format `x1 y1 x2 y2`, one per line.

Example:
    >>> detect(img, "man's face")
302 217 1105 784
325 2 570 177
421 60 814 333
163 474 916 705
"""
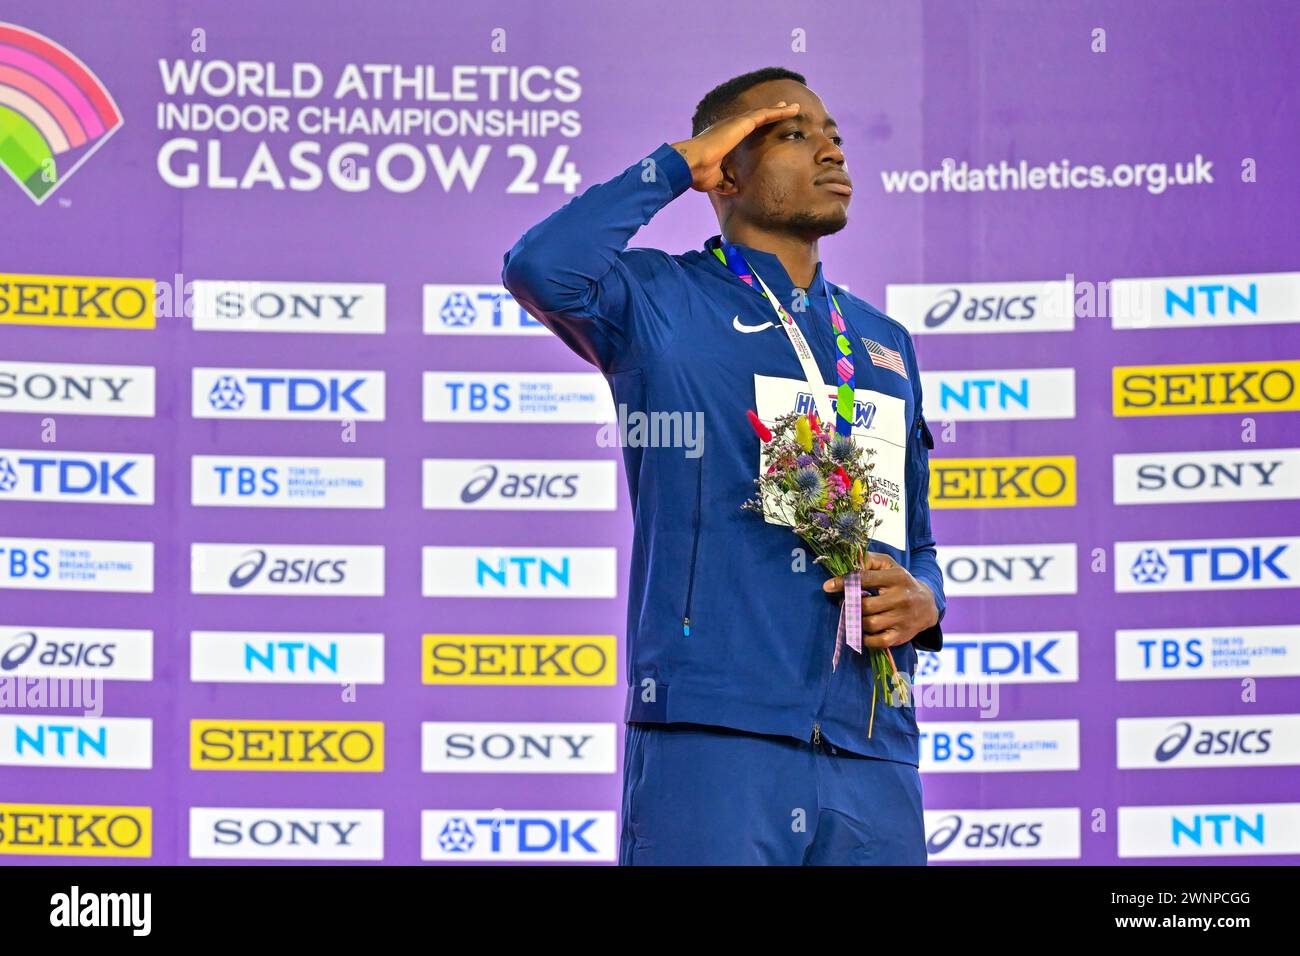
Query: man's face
719 79 852 238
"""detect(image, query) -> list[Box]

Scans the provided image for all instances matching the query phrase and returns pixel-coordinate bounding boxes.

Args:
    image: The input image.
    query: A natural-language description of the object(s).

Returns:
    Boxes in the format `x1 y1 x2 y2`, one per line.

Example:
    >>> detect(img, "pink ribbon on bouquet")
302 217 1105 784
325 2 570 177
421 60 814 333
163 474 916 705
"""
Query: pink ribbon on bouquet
832 569 863 672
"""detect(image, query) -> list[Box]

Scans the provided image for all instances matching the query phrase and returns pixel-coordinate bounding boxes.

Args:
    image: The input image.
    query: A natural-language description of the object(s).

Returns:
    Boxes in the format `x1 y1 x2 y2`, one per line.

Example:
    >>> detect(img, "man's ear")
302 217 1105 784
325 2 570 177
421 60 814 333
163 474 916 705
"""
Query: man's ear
711 155 739 197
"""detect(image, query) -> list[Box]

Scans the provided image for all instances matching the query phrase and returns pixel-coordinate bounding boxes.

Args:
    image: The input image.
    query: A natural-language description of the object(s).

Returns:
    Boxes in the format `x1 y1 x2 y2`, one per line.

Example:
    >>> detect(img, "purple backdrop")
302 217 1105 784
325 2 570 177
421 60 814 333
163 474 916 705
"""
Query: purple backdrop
2 0 1298 864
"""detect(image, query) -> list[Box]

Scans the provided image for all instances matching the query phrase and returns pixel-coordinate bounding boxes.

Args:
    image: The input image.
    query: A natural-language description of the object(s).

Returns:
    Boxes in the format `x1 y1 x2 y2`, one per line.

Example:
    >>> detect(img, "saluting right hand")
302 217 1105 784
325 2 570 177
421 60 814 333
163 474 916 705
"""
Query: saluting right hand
670 101 801 192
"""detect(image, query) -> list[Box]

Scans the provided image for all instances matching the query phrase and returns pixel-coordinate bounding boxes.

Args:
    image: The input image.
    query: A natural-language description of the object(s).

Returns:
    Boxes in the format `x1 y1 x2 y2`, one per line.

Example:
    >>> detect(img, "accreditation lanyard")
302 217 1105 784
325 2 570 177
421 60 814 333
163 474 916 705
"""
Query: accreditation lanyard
715 240 856 436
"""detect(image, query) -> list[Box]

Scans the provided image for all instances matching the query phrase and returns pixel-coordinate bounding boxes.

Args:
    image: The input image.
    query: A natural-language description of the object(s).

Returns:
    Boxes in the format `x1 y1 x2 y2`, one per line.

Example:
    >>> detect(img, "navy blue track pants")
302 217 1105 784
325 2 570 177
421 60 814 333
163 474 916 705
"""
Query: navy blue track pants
619 722 927 865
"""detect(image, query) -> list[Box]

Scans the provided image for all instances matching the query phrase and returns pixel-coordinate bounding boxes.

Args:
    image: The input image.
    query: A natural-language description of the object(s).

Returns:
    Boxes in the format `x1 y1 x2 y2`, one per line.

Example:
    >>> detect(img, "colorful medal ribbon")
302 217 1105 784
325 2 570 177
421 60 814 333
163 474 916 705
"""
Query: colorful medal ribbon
714 240 855 437
715 239 864 663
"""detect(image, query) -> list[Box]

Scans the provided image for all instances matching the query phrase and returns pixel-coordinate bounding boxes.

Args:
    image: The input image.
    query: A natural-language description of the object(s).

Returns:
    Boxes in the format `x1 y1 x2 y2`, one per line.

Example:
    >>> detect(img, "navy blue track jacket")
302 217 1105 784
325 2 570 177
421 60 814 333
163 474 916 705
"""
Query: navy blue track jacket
502 142 946 765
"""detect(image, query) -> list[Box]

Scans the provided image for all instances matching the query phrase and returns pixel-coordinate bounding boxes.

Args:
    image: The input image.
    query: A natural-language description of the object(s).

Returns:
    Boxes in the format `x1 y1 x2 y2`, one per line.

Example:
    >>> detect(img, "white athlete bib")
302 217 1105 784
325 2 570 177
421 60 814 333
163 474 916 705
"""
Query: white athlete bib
752 373 908 551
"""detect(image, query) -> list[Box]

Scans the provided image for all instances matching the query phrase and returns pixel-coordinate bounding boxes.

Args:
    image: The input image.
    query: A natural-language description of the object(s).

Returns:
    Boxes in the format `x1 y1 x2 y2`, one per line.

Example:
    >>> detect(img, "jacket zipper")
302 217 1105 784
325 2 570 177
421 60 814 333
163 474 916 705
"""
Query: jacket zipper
681 460 703 637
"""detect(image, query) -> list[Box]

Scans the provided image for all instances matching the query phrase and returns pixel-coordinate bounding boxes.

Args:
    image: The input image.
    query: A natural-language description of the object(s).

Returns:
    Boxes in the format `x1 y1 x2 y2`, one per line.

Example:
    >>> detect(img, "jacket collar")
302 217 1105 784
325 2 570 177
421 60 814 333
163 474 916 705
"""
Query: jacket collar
704 234 828 303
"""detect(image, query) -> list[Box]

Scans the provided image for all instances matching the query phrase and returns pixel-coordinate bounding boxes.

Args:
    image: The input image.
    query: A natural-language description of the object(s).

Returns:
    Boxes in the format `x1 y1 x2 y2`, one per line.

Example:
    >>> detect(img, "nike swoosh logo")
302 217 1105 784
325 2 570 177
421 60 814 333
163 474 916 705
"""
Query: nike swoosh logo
732 315 776 333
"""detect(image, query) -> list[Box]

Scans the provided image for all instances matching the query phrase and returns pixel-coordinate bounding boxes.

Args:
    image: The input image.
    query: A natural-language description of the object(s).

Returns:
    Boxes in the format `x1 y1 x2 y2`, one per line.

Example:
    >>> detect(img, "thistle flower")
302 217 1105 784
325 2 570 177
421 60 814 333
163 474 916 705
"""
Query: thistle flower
833 511 860 539
793 466 824 500
829 433 854 462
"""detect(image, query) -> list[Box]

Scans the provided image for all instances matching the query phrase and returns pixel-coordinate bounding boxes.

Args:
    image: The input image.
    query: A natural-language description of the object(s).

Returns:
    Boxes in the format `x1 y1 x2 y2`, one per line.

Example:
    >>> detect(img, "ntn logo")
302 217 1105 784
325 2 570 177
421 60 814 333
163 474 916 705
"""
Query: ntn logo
475 555 569 587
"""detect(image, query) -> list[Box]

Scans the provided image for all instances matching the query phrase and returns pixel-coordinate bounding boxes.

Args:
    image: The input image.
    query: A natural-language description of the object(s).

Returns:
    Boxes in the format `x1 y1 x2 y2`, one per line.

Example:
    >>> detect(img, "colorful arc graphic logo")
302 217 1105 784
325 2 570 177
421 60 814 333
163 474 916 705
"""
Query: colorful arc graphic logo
0 22 122 204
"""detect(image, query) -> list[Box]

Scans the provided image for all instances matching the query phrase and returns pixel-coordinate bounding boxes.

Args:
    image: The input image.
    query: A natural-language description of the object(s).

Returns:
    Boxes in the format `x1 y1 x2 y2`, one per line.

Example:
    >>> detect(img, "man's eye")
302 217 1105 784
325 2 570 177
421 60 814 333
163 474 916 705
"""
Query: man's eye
832 136 844 146
784 129 804 139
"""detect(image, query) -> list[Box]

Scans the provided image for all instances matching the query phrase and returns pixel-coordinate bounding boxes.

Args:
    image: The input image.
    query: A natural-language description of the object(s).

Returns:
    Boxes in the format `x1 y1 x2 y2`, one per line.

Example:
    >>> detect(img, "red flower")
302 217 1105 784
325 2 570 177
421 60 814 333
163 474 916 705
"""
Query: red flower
746 410 773 443
807 411 821 434
835 465 851 487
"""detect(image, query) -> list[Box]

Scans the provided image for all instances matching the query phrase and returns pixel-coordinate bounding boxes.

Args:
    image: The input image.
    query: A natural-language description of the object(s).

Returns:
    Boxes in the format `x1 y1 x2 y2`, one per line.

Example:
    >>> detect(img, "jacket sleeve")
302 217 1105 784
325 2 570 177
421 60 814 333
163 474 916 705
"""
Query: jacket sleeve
501 141 694 374
903 336 946 653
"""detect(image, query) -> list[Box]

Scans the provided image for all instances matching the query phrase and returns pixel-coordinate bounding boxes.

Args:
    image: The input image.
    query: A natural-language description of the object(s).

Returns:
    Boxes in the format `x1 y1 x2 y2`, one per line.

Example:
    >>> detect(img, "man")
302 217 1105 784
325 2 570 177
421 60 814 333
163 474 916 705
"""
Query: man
502 67 945 865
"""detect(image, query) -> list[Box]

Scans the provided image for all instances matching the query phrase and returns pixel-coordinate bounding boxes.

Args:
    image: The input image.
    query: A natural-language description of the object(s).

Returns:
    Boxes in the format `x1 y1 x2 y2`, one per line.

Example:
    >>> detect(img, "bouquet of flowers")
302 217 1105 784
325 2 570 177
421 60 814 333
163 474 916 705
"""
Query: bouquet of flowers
742 408 910 737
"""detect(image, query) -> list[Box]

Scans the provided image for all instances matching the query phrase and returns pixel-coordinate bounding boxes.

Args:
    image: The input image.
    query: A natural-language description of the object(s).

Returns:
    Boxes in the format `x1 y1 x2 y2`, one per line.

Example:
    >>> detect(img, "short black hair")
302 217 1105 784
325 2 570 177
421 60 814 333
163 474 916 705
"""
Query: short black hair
691 66 807 137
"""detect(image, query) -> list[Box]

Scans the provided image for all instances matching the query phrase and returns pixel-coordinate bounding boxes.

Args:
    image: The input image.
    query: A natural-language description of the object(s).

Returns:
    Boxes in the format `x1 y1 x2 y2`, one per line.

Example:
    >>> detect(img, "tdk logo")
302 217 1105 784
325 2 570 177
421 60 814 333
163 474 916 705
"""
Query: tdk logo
1166 282 1256 318
423 284 549 336
1130 548 1170 584
194 368 386 421
0 453 146 503
1117 537 1297 592
794 391 876 428
437 816 602 854
1153 721 1271 762
918 633 1076 683
422 811 616 861
207 376 246 410
439 292 477 327
207 376 363 412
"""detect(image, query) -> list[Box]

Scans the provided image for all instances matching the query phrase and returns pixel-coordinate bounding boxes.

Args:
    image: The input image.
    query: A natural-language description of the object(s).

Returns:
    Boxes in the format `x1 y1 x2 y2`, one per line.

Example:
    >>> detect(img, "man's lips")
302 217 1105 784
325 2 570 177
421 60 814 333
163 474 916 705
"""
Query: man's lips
815 174 853 196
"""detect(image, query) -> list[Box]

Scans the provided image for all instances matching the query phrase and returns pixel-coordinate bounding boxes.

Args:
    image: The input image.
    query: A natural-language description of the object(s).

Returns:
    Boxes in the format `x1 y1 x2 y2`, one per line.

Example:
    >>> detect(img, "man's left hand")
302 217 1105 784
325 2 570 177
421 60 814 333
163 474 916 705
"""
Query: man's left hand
822 551 939 650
